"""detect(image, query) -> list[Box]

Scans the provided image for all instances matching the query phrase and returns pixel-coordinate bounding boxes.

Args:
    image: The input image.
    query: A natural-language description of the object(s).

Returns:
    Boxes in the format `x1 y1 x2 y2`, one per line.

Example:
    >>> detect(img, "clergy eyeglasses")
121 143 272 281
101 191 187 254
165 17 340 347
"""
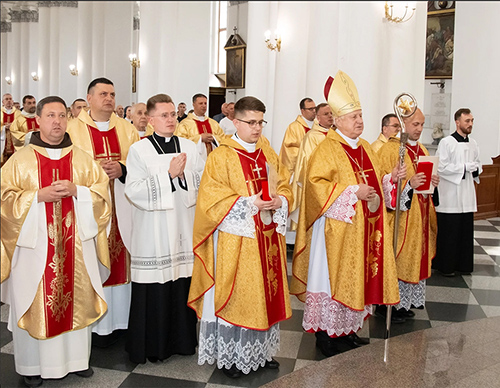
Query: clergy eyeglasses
237 119 267 128
152 112 177 119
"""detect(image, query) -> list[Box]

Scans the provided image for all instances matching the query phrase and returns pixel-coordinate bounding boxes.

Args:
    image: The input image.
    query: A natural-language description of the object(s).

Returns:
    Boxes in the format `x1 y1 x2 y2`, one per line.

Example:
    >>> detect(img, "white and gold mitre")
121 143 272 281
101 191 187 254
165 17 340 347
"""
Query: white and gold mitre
324 70 362 117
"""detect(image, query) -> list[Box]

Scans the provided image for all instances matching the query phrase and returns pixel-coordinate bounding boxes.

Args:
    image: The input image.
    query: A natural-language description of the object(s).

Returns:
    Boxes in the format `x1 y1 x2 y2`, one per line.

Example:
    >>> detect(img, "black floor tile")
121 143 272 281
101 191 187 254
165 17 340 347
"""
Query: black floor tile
368 316 432 339
474 238 500 247
1 321 12 348
488 220 500 227
427 271 470 288
472 264 500 277
90 332 138 372
491 255 500 265
425 302 487 322
280 309 304 332
474 245 487 254
0 353 25 387
471 289 500 306
296 331 327 361
207 356 295 387
474 225 500 232
119 373 206 387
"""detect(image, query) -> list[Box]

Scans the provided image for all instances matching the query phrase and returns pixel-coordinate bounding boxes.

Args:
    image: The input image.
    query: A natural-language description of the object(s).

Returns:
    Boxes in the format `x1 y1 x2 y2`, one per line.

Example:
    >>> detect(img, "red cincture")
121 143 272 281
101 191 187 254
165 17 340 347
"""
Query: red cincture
36 151 75 338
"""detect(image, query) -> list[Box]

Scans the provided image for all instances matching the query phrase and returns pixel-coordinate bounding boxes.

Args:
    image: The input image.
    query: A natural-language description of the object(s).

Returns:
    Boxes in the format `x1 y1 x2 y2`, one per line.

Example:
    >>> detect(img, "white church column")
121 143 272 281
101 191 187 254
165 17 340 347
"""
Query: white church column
76 1 92 99
27 6 39 99
8 4 22 100
57 4 78 104
452 2 500 164
37 3 50 99
1 8 12 95
90 1 105 78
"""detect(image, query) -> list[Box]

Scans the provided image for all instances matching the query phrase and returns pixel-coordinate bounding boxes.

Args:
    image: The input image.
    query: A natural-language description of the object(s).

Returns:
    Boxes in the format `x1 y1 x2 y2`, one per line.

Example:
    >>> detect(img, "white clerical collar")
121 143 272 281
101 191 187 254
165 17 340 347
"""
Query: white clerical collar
5 108 12 114
302 116 314 128
46 148 62 160
95 121 110 132
232 133 256 152
138 130 146 137
22 110 36 118
195 114 206 121
407 139 418 146
336 128 359 149
154 132 173 142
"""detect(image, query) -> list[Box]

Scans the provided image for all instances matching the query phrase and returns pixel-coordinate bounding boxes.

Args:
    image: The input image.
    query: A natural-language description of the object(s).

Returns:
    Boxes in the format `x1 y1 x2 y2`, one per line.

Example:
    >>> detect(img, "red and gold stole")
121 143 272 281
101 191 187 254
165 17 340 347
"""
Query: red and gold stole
406 143 431 280
26 117 39 132
87 124 129 286
302 124 311 134
194 119 214 155
2 111 16 160
341 143 385 304
35 150 76 338
234 146 287 326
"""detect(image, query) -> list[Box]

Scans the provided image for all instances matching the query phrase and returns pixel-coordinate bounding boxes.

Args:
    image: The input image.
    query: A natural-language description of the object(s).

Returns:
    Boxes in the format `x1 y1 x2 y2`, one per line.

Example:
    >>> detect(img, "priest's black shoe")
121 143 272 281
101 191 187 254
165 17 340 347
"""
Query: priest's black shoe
396 308 415 318
341 333 370 348
264 358 280 369
23 375 43 388
222 365 243 378
75 367 94 378
147 356 159 363
316 339 339 357
375 305 406 324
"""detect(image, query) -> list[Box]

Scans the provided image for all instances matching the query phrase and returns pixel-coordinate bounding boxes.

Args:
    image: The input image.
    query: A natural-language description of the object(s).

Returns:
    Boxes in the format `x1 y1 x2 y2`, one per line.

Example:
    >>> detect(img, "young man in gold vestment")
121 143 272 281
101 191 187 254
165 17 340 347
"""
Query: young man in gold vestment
188 96 292 378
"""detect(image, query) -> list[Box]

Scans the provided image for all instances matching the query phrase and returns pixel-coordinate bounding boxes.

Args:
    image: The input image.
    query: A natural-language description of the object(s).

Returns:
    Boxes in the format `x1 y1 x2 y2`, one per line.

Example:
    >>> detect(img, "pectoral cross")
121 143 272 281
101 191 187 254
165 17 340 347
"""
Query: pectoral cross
252 164 263 179
356 168 373 185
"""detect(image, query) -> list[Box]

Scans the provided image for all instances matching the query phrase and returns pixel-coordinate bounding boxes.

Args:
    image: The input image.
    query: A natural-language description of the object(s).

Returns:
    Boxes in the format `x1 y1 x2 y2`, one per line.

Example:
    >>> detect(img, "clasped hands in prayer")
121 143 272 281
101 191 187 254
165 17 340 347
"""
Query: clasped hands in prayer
100 160 123 180
169 152 187 180
38 180 77 202
254 190 282 211
201 133 214 143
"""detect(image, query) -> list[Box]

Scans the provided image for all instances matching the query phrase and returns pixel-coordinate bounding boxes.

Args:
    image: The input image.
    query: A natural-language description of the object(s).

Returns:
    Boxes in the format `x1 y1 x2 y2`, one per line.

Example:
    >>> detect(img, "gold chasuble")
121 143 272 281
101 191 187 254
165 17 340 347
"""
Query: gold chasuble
278 115 312 176
188 137 292 330
378 138 437 283
175 112 225 154
1 144 111 339
67 110 139 286
291 130 400 310
11 115 40 151
1 107 21 164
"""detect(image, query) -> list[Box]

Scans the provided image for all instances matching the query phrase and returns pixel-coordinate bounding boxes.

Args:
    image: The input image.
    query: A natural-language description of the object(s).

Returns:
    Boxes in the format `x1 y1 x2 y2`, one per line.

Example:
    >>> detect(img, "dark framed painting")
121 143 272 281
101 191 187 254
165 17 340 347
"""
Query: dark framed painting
425 8 455 79
226 47 245 89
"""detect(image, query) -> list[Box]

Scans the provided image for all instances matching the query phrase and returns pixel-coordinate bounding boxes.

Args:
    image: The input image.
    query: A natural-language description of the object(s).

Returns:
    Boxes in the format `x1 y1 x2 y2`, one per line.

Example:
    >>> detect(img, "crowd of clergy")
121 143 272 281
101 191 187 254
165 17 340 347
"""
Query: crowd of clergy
0 70 481 387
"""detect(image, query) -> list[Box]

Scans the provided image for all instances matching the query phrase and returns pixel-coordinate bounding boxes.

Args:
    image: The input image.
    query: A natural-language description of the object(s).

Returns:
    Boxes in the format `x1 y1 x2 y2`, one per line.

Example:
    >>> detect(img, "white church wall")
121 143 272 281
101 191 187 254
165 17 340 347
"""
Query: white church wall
451 1 500 165
138 1 212 108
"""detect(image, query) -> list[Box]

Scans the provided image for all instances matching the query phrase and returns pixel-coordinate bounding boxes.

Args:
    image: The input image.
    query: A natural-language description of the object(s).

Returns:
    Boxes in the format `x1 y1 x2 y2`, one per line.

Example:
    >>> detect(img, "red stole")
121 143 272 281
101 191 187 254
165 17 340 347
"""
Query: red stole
2 111 15 160
406 143 431 280
35 151 76 338
26 117 39 132
194 119 214 155
302 124 311 134
87 124 129 286
341 143 385 304
234 147 287 327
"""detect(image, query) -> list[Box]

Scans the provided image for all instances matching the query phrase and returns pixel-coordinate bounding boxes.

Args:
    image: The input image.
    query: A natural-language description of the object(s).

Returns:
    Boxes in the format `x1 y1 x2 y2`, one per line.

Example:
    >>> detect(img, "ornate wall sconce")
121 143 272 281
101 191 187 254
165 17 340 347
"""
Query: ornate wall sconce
129 53 140 93
265 30 281 52
385 1 416 23
69 64 78 76
31 72 39 81
5 76 12 85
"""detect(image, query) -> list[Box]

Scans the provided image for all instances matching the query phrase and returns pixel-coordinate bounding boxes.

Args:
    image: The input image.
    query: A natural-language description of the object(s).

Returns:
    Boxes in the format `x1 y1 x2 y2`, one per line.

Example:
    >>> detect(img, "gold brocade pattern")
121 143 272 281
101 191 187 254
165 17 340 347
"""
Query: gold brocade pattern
188 137 292 330
1 145 111 339
291 131 400 310
377 138 437 283
175 113 225 145
46 204 73 322
278 115 310 176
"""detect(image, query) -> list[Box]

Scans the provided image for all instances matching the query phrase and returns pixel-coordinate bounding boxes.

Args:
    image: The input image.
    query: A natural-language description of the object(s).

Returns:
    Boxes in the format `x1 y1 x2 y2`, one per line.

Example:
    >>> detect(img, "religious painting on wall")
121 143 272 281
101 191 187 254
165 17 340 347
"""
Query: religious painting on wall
425 1 455 79
224 30 246 89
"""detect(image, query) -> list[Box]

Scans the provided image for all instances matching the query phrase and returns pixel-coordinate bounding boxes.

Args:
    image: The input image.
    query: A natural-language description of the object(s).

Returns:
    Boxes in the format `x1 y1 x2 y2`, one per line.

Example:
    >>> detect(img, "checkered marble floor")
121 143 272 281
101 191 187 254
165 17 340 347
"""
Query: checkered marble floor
2 218 499 388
